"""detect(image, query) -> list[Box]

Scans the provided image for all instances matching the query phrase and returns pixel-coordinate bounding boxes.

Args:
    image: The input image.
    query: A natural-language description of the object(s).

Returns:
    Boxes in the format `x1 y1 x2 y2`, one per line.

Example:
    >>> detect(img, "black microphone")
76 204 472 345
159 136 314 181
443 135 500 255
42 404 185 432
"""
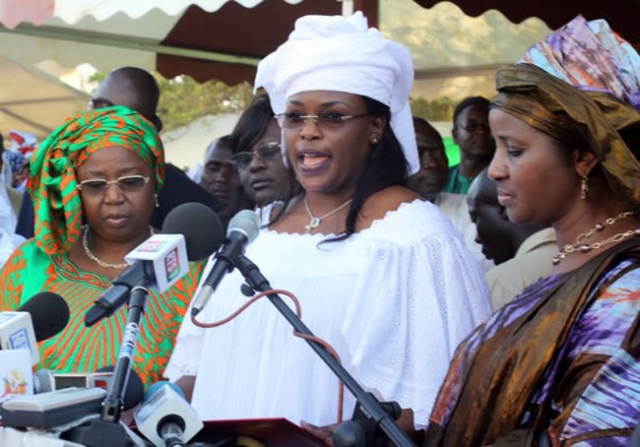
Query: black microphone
191 209 260 316
85 204 222 327
162 202 224 262
19 292 70 342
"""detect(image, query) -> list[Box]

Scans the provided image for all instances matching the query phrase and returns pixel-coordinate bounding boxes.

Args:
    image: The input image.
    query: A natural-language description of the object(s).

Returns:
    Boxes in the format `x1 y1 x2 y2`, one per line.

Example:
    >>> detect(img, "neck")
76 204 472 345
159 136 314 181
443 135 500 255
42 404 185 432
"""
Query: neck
458 156 491 178
87 226 151 262
304 190 354 215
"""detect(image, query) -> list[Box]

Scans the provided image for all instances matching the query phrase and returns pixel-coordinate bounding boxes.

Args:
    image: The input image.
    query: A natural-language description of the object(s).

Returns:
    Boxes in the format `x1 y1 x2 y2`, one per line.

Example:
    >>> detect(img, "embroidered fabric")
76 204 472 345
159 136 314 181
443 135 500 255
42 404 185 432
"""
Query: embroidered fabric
165 199 491 429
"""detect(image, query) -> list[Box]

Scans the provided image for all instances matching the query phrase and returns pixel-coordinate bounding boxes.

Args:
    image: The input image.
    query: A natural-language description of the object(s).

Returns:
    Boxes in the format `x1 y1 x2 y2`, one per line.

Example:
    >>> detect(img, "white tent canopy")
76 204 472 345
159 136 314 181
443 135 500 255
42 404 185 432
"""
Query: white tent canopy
0 56 87 138
0 0 551 99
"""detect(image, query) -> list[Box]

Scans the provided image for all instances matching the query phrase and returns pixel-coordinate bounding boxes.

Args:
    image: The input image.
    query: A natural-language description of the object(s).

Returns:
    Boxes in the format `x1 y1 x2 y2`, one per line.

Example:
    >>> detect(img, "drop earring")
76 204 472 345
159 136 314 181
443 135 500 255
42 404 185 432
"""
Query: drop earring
580 175 589 200
154 194 160 207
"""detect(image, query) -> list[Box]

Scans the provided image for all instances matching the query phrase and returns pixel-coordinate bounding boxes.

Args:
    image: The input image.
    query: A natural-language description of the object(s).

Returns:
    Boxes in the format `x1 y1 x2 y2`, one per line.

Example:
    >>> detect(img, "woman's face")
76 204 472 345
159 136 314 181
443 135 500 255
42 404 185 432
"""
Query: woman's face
76 146 155 242
488 109 580 225
281 90 381 197
238 120 291 207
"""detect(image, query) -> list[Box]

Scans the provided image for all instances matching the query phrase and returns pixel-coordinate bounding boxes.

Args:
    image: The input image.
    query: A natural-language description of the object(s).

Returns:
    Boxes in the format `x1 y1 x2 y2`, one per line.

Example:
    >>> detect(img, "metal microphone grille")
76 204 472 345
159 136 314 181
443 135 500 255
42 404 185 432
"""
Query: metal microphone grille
33 369 54 394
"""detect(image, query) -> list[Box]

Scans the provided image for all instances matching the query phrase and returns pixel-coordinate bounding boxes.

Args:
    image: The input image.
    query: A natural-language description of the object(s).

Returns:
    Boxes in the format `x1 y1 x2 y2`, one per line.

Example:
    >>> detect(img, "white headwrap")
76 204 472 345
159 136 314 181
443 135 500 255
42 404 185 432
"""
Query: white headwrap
254 11 419 175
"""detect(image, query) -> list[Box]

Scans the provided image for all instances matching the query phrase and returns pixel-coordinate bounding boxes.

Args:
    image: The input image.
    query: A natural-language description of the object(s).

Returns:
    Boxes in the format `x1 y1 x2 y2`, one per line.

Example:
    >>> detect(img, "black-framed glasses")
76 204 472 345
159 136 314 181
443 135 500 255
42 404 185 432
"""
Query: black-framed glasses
76 175 150 196
457 122 490 133
231 142 281 171
275 112 372 130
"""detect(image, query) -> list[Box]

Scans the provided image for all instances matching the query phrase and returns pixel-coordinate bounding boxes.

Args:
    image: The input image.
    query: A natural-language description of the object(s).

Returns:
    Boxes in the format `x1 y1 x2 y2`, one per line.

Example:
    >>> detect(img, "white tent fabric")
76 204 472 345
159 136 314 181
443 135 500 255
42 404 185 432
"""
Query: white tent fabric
0 56 88 139
0 0 305 28
0 0 551 82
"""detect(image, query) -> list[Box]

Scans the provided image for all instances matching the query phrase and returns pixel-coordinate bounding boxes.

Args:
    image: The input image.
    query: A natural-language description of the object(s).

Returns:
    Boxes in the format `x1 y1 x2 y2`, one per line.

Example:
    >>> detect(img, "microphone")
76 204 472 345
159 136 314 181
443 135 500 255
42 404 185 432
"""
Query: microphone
0 292 70 365
134 381 203 447
162 202 224 262
84 234 188 326
85 204 223 327
191 209 261 316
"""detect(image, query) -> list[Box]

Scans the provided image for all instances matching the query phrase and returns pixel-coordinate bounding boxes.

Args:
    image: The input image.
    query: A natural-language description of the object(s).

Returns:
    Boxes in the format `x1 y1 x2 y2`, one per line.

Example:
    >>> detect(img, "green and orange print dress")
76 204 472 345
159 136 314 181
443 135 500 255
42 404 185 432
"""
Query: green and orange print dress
0 239 204 386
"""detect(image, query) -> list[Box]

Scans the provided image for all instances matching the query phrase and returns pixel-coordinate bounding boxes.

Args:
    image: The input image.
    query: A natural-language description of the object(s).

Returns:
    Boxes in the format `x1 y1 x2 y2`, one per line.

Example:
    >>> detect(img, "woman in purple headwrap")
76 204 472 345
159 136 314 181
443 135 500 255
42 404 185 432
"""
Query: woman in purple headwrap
424 16 640 447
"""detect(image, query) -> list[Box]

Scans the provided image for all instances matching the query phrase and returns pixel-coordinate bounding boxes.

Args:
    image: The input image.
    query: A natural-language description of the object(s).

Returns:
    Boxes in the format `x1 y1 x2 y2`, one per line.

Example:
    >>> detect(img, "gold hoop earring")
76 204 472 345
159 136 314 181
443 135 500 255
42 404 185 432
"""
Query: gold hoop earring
154 194 160 208
580 175 589 200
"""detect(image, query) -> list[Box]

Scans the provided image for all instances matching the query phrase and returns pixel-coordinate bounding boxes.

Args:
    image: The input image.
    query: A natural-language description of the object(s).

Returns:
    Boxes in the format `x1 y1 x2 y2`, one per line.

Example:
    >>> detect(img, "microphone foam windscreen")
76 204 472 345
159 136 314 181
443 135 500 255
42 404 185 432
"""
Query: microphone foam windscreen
228 209 261 243
162 202 223 261
18 292 70 342
96 366 145 411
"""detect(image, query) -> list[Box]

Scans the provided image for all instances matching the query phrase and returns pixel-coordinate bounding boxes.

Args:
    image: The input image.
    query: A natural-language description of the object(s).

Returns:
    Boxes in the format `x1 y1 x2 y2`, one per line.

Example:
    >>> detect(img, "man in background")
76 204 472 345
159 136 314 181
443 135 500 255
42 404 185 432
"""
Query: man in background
467 169 557 310
201 136 253 230
406 117 492 271
445 96 495 194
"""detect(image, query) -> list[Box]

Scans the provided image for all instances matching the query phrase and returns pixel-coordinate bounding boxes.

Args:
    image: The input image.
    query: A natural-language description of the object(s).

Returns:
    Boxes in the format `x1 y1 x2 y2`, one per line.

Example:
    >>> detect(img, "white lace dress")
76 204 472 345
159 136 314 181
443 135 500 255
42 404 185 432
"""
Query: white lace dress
165 199 491 429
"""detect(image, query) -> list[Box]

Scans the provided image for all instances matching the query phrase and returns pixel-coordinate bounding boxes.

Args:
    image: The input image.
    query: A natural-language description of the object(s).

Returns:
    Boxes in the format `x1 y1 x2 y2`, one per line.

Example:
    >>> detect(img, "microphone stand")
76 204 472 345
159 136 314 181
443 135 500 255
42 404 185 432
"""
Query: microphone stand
233 255 416 447
62 287 149 447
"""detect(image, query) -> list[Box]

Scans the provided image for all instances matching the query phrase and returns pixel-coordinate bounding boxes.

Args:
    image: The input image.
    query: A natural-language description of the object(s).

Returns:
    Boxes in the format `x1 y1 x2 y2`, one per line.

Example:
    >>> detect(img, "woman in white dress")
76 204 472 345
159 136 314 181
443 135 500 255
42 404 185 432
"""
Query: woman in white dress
165 11 491 444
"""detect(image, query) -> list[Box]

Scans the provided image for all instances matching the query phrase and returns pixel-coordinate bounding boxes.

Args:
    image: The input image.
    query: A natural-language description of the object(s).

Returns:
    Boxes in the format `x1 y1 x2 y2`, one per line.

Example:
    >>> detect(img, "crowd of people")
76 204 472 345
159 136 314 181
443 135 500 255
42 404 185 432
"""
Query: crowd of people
0 10 638 447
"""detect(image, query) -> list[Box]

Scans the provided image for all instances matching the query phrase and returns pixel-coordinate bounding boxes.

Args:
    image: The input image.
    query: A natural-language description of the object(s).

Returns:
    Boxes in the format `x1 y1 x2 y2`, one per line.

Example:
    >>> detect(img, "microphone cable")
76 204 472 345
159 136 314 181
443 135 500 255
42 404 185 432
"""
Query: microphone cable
191 288 345 424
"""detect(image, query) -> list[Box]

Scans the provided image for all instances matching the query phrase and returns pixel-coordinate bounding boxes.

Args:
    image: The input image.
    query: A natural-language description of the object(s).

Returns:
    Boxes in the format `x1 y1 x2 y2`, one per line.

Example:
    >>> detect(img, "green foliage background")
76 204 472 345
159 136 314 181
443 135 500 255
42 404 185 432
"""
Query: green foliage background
91 72 456 133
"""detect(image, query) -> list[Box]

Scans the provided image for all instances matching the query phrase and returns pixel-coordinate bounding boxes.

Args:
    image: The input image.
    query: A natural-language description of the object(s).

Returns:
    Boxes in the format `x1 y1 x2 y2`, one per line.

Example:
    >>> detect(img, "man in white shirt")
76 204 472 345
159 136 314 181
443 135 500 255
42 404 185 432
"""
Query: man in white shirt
406 117 493 271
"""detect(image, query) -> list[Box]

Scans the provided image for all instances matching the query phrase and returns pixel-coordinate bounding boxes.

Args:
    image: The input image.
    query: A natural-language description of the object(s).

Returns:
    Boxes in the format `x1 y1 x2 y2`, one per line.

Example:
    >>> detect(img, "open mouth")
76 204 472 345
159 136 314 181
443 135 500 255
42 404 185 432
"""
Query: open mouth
298 151 331 171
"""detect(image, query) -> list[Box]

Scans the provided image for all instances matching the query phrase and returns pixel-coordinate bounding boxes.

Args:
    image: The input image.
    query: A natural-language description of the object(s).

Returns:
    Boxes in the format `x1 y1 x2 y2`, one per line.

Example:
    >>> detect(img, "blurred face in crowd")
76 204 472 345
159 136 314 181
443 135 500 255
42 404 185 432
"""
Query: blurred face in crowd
233 120 292 207
453 104 494 159
467 174 514 265
201 138 251 222
406 120 448 201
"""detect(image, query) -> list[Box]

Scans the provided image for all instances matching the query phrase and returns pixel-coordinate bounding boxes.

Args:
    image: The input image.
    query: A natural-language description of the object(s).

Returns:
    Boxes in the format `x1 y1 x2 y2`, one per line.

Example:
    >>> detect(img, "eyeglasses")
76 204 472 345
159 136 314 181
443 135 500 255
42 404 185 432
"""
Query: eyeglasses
457 122 490 133
76 175 150 196
231 142 281 171
275 112 372 130
87 97 164 133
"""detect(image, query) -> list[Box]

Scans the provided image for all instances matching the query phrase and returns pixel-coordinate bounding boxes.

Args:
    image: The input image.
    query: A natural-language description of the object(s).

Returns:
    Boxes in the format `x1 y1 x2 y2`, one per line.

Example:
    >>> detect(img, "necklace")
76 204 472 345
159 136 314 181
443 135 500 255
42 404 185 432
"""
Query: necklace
82 226 154 269
552 211 639 265
303 196 353 233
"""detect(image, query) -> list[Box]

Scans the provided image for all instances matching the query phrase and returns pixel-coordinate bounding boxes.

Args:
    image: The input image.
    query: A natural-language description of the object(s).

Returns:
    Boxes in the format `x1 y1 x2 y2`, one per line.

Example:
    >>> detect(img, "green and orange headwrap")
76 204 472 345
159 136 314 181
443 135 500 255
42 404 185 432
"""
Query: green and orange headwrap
29 105 165 255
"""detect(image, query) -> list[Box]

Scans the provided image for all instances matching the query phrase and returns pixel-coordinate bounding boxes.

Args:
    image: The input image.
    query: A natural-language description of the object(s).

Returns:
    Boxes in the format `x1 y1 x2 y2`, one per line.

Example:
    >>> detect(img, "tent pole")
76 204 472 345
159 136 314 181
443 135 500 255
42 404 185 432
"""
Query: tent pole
341 0 354 17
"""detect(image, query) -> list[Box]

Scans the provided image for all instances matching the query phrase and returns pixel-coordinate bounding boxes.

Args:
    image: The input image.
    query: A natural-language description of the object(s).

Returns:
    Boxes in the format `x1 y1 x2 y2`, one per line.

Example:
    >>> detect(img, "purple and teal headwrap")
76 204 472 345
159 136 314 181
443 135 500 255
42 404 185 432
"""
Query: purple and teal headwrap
29 105 165 255
492 16 640 206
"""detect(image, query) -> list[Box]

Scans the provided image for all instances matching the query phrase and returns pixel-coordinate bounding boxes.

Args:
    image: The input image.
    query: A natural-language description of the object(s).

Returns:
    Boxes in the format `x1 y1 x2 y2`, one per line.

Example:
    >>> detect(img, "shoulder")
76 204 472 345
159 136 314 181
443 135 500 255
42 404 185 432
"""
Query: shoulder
357 187 460 243
357 186 421 229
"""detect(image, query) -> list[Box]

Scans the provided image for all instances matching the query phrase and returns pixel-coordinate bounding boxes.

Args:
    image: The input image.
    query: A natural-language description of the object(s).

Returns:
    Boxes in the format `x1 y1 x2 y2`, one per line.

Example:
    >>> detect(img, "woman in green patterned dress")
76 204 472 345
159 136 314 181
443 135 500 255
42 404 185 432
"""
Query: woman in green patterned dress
0 106 203 385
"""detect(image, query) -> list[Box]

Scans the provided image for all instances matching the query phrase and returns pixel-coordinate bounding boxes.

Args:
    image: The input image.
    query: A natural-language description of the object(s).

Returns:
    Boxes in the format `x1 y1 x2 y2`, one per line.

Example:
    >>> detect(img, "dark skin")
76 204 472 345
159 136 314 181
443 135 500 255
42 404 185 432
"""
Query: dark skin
67 147 156 281
489 109 639 276
200 140 253 229
93 67 159 121
467 170 546 265
405 120 449 202
238 120 297 207
452 104 495 179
